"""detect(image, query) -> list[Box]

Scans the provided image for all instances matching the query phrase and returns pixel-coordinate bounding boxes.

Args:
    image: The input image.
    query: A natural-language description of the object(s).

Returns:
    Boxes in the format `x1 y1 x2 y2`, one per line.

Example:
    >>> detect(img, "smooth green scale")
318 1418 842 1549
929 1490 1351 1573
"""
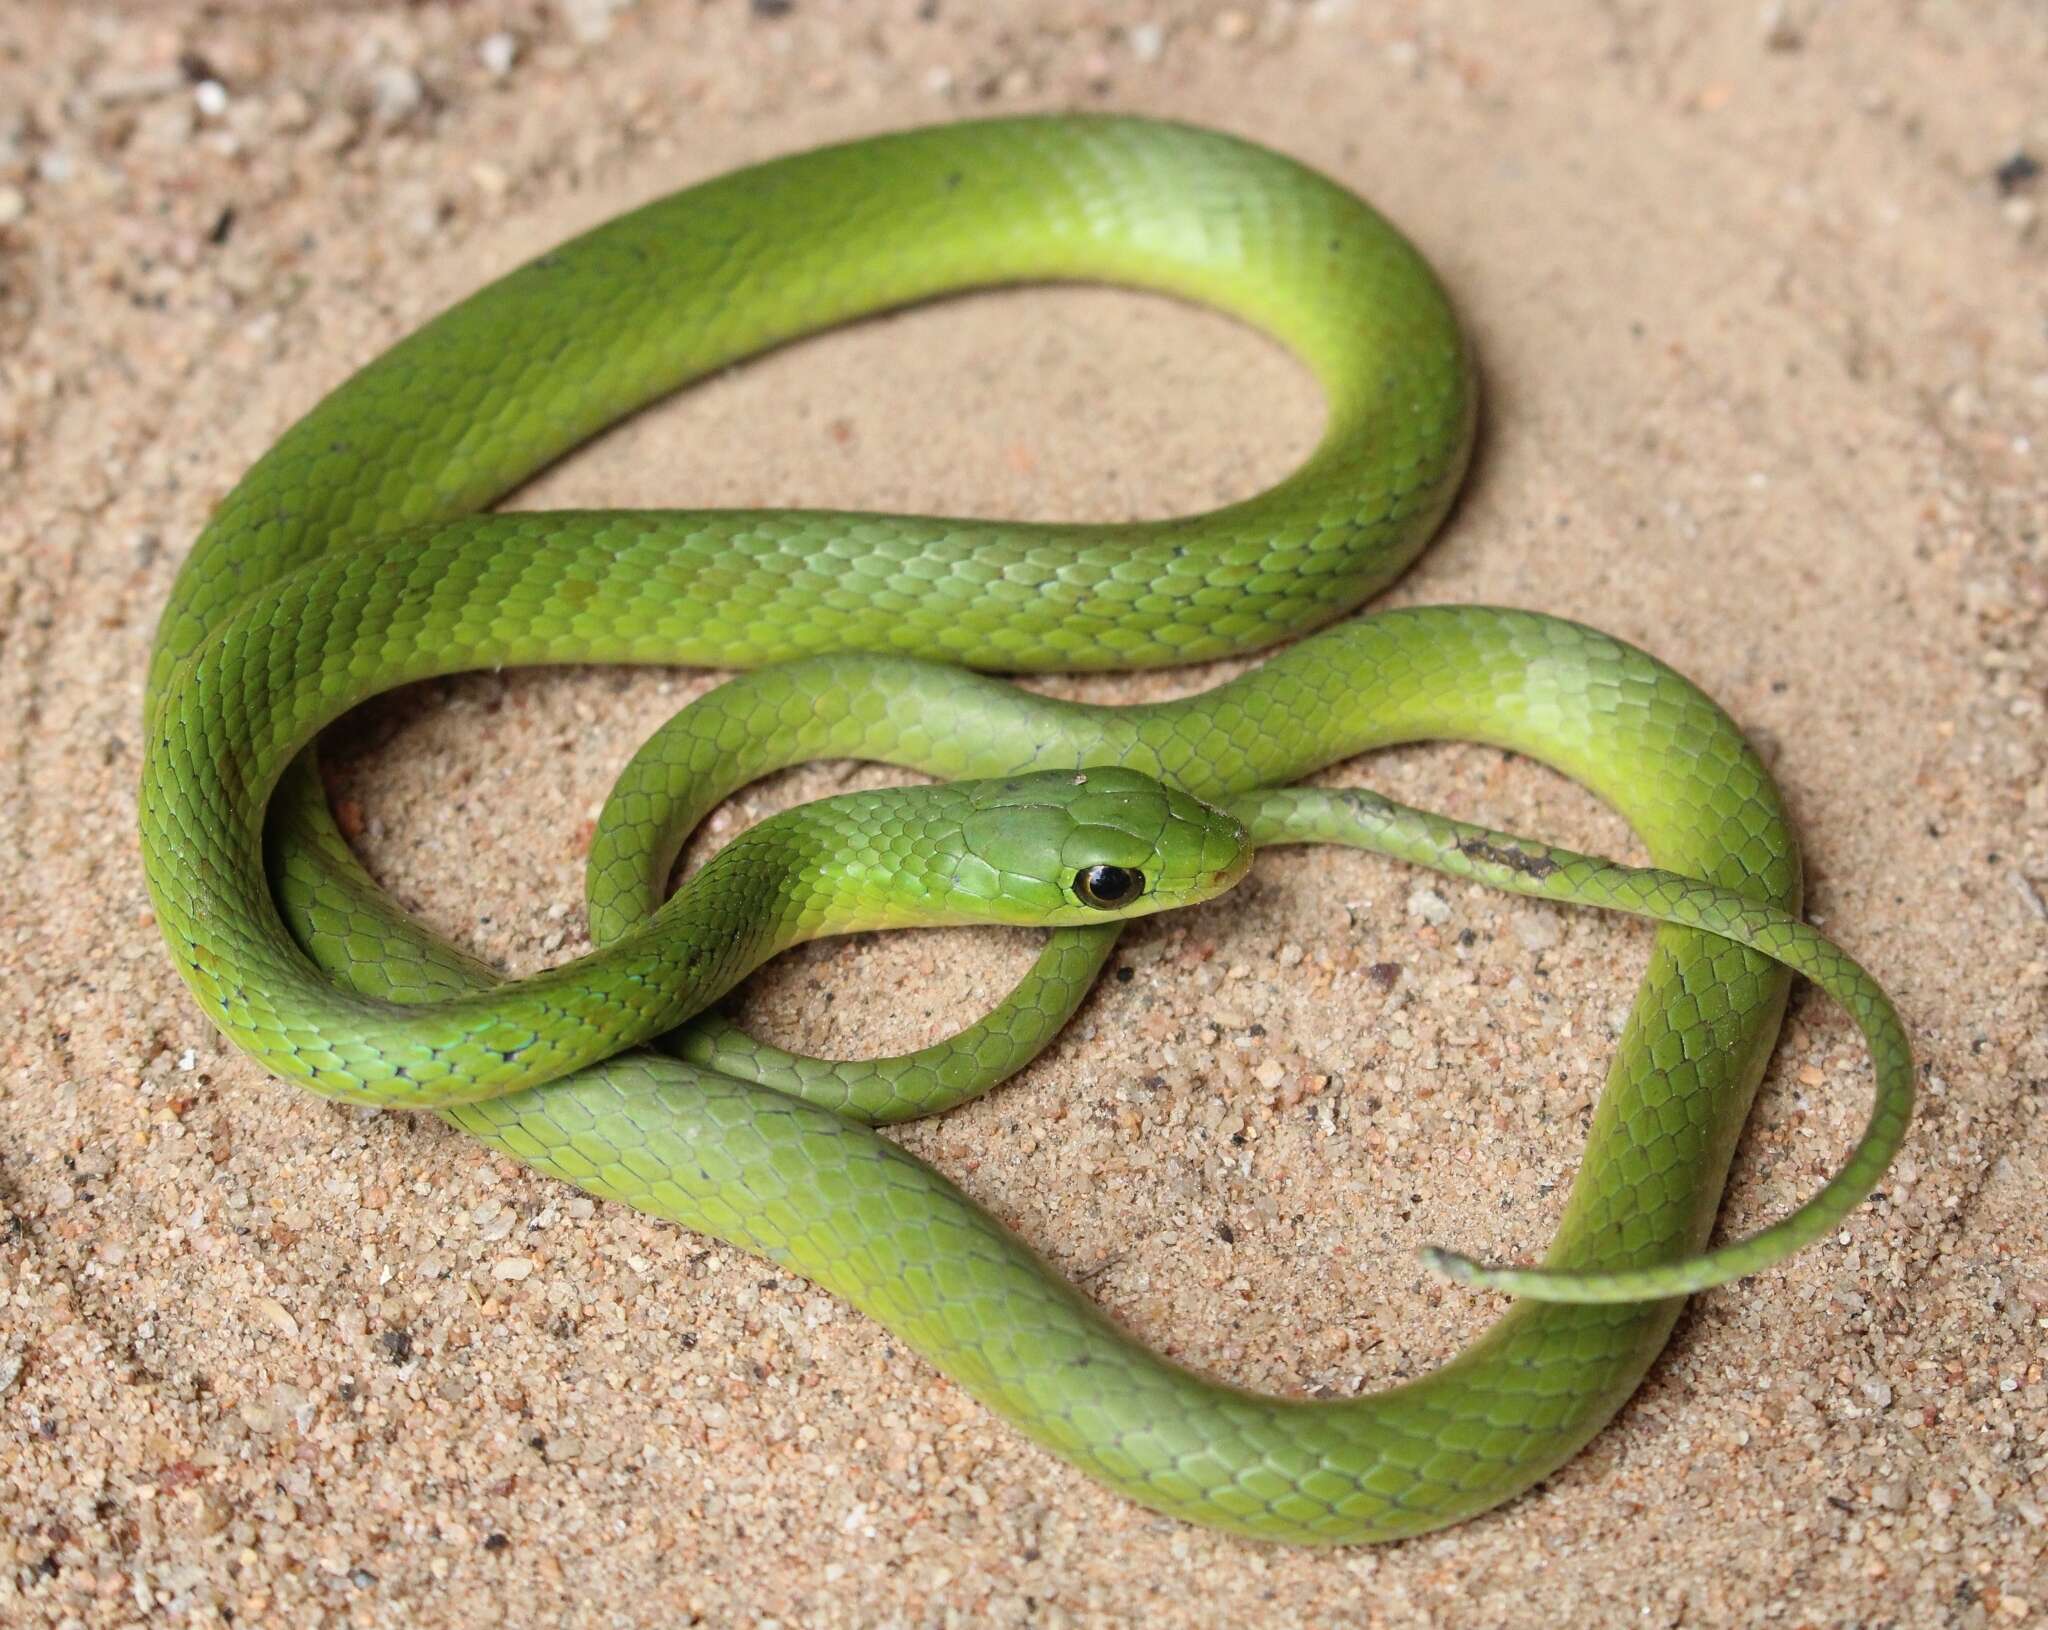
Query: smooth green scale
142 116 1906 1543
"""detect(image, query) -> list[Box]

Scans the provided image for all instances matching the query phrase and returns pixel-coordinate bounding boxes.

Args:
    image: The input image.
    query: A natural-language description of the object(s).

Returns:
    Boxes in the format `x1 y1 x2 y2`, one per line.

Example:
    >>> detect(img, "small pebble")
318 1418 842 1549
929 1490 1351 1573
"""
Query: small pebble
1760 1 1803 51
369 64 424 126
1511 909 1560 951
1994 150 2040 196
562 0 632 45
1406 886 1451 925
239 1399 284 1434
479 33 519 77
308 110 359 158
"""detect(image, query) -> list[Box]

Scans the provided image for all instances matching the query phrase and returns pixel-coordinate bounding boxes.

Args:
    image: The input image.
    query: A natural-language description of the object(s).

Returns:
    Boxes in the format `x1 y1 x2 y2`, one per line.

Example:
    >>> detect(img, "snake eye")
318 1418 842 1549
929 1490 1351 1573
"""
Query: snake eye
1073 864 1143 909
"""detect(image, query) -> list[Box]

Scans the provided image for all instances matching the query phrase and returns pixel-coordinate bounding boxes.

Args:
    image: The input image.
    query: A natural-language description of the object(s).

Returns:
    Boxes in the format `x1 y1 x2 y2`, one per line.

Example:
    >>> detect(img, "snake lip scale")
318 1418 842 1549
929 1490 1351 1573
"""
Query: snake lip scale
141 114 1911 1544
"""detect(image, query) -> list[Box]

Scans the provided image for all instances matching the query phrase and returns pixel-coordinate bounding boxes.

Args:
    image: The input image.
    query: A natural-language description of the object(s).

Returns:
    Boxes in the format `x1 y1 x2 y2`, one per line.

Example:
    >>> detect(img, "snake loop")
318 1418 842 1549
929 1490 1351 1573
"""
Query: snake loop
143 116 1908 1543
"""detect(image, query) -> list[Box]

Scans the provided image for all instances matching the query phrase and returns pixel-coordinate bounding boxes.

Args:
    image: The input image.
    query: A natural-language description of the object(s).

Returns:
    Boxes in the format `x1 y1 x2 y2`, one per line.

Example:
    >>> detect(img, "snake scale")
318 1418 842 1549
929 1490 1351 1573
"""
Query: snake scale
140 116 1910 1543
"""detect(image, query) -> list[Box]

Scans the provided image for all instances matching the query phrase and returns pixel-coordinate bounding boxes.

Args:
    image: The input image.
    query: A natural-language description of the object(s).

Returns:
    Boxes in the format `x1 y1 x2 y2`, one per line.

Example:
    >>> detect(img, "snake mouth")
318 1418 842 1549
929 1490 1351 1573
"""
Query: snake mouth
1206 831 1255 895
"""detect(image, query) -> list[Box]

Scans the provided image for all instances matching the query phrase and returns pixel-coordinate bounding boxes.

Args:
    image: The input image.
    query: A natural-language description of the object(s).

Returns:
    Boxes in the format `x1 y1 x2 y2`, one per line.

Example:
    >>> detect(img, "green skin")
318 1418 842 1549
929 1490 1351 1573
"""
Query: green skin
140 116 1910 1543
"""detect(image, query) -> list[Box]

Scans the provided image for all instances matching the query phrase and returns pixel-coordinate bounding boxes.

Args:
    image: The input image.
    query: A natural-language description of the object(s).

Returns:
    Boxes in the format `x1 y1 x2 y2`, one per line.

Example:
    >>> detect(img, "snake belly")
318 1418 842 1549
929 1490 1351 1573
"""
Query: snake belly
144 116 1822 1542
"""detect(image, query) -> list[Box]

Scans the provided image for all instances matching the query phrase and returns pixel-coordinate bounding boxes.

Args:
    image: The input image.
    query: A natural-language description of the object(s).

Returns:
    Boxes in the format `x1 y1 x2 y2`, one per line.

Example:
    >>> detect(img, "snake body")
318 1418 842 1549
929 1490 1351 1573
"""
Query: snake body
141 117 1909 1542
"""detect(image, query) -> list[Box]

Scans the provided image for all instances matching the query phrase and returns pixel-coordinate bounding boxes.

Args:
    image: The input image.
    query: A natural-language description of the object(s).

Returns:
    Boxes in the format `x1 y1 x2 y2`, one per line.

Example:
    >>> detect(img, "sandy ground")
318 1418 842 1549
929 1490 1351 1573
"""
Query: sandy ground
3 2 2045 1626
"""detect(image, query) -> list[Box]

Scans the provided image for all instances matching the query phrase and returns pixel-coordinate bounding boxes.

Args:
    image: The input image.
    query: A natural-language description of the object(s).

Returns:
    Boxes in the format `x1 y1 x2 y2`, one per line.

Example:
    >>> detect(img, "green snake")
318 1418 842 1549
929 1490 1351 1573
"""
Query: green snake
140 116 1911 1543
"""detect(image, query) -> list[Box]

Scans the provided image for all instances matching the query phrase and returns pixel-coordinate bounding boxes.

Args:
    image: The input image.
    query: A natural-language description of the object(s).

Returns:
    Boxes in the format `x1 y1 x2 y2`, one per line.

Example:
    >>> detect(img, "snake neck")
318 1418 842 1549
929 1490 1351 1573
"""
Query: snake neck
684 783 986 953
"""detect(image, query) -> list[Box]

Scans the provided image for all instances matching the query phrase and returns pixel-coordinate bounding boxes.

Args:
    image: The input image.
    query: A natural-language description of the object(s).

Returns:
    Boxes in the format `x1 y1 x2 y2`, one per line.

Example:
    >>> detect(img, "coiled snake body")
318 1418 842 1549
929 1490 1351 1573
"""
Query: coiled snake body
141 117 1910 1543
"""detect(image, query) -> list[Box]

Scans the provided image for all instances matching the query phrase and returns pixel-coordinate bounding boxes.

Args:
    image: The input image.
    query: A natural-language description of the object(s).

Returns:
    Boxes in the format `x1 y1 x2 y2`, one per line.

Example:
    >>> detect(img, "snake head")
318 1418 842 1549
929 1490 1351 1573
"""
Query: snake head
948 765 1250 927
780 765 1249 938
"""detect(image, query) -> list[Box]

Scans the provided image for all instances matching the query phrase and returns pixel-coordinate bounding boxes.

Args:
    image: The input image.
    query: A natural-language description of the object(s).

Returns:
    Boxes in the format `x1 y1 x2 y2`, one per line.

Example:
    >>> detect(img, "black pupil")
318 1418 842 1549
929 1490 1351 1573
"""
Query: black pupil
1076 865 1141 907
